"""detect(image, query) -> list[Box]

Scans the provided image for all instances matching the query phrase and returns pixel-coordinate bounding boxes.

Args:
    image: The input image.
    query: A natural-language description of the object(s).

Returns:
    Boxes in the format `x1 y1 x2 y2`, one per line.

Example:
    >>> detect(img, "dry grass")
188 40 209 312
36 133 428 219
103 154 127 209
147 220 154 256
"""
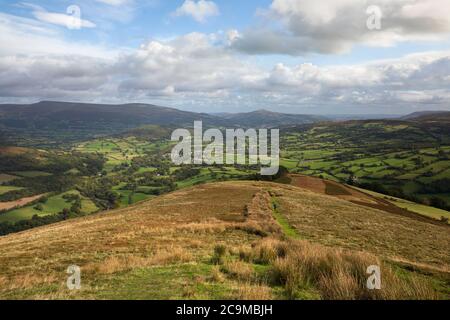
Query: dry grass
83 248 193 275
235 282 273 300
210 236 441 300
0 183 261 297
210 266 225 283
272 185 450 270
221 260 255 281
0 181 447 299
253 238 439 300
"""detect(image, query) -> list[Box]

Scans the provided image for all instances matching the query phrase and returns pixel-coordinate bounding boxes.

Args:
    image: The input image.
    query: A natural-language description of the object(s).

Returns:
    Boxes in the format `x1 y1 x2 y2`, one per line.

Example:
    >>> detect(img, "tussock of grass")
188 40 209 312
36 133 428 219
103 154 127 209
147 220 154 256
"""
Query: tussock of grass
210 266 225 283
209 237 441 300
220 260 255 281
235 282 273 300
253 238 439 300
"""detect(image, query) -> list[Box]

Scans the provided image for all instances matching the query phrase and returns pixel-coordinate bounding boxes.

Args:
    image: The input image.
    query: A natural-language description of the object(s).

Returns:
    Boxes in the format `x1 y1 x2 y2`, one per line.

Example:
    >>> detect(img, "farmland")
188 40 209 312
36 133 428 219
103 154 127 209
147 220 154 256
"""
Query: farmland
0 112 449 301
0 131 259 232
1 119 449 236
281 120 450 209
0 191 98 223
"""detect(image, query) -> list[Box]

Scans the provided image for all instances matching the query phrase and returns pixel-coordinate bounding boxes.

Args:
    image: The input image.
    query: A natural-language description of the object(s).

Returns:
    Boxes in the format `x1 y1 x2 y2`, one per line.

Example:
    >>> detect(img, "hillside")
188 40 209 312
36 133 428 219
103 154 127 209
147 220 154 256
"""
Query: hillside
0 101 221 147
0 102 324 148
0 181 448 300
0 101 218 127
401 111 450 122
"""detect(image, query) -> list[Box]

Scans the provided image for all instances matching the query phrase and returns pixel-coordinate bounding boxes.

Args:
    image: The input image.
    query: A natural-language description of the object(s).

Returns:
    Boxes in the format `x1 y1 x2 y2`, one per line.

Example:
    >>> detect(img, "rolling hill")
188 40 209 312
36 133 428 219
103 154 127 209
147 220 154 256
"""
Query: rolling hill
0 101 219 127
0 101 325 147
0 101 221 147
0 181 448 300
401 111 450 122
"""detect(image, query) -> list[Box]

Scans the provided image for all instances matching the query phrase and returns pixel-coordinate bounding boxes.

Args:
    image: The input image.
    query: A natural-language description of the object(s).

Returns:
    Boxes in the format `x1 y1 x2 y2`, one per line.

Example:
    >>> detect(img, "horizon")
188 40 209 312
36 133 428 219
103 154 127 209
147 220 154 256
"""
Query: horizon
0 0 450 114
0 99 439 117
0 0 449 114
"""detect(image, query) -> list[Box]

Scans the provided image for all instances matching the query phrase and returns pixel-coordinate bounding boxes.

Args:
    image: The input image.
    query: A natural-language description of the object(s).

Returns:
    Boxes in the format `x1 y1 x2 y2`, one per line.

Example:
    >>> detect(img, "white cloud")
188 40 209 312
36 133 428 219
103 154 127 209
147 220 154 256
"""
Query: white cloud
95 0 132 6
0 11 449 113
0 13 110 58
232 0 450 55
173 0 219 23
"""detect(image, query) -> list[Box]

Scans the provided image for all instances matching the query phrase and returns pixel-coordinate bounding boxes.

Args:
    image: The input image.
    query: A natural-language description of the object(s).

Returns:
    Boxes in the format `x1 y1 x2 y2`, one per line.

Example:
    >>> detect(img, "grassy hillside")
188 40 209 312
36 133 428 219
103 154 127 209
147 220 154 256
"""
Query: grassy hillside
0 101 222 148
282 174 450 224
0 181 448 300
0 101 323 148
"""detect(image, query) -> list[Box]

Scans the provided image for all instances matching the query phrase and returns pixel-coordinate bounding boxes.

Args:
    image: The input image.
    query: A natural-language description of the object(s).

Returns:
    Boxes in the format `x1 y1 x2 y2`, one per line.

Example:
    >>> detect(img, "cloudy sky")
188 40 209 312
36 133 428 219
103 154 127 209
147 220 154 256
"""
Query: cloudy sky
0 0 450 114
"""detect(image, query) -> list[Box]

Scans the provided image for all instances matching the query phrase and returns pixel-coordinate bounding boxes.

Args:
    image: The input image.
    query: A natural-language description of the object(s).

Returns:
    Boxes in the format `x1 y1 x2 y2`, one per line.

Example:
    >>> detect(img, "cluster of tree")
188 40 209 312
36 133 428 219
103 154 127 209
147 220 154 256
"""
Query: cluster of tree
250 166 289 182
356 181 450 212
419 178 450 194
0 151 105 176
172 166 201 181
0 175 76 202
77 178 119 210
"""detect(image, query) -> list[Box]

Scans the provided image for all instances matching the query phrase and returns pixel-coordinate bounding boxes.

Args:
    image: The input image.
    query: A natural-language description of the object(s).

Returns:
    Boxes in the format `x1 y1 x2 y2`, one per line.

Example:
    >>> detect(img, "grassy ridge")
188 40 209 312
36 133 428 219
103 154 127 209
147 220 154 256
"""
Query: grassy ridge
0 182 448 300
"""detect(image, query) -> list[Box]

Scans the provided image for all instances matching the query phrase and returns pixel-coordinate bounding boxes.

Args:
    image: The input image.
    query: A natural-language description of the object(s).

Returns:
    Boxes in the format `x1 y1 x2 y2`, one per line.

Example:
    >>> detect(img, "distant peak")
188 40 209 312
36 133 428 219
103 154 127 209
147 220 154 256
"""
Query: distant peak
251 109 276 114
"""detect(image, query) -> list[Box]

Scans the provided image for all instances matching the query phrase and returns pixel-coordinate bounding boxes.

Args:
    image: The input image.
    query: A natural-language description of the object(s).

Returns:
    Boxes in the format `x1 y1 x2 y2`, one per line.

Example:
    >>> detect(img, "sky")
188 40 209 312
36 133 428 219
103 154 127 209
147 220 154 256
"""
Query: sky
0 0 450 115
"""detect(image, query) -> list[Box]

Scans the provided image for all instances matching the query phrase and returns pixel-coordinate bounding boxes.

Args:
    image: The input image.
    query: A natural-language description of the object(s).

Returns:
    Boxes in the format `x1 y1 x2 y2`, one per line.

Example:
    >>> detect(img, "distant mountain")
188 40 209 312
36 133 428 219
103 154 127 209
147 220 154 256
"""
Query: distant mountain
400 111 450 121
0 101 220 128
0 102 325 147
214 109 326 127
0 101 225 147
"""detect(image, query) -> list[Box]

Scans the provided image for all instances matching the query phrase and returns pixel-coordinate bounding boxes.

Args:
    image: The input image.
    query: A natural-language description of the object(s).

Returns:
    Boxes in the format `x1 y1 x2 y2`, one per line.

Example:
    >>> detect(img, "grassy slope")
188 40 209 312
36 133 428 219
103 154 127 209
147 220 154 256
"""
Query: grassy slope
0 181 448 300
351 186 450 221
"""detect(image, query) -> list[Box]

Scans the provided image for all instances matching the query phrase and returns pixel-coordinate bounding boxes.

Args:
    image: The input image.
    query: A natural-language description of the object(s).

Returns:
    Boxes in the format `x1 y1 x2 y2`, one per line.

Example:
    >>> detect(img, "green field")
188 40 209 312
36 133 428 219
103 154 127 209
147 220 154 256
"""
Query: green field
0 186 23 195
282 121 450 207
116 189 155 208
0 191 98 223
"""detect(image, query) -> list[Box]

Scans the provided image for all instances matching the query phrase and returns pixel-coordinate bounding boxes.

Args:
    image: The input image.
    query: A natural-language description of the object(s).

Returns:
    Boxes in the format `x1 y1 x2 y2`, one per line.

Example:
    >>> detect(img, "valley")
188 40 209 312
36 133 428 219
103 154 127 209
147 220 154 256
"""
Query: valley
0 102 449 300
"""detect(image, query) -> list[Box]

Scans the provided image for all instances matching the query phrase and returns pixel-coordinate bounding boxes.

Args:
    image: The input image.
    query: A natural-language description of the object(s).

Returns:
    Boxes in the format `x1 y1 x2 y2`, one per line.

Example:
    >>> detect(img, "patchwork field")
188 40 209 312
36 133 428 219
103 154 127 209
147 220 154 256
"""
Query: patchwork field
0 194 45 213
0 186 23 195
0 181 448 300
282 121 450 208
74 137 173 172
0 191 98 223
